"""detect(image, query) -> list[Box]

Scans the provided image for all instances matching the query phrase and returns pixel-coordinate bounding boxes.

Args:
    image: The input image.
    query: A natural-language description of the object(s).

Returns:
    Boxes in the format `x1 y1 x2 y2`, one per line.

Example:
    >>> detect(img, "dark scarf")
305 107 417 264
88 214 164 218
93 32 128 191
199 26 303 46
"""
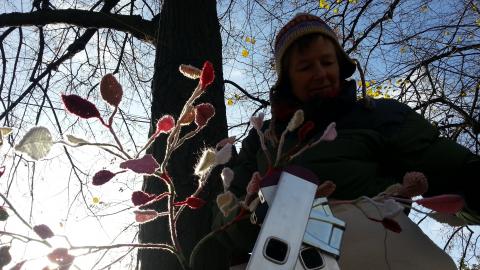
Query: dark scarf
270 80 357 139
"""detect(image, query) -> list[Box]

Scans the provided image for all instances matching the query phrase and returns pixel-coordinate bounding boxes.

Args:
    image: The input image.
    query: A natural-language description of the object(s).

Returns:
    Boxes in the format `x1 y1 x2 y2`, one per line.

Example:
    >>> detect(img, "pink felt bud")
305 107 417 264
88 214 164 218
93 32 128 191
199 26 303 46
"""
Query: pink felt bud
319 122 337 141
250 112 264 130
216 136 236 151
47 248 75 267
134 209 159 223
215 143 232 165
200 61 215 89
119 154 160 175
154 115 175 137
62 94 101 120
220 167 234 190
194 103 215 128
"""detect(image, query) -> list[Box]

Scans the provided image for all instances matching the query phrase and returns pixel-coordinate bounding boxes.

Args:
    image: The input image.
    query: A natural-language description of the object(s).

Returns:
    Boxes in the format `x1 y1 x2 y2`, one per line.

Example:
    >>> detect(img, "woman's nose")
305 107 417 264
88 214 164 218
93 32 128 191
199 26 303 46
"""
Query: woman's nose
312 63 326 79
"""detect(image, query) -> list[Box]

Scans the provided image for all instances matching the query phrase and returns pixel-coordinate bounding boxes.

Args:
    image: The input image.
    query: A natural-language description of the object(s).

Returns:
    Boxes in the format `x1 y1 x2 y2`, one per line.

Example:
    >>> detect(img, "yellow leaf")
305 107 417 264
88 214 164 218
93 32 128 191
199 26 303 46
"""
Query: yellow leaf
457 37 462 43
460 91 467 97
234 94 241 100
476 18 480 27
333 8 339 13
365 81 371 87
251 38 256 45
92 196 100 204
384 94 391 99
319 0 328 8
376 85 382 90
227 99 234 106
399 47 407 53
420 5 428 12
337 0 342 3
241 48 249 57
245 37 251 43
348 0 357 3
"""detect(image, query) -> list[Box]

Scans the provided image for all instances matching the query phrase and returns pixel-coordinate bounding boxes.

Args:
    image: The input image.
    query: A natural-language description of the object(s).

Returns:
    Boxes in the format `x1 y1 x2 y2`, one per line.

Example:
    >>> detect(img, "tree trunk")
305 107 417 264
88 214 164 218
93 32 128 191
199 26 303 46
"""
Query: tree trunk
138 1 226 269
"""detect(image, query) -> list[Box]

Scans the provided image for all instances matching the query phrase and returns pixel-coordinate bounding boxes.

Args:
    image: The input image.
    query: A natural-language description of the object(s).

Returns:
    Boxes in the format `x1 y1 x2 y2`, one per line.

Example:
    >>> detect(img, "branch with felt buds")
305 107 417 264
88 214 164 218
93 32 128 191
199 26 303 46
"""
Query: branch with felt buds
10 61 227 270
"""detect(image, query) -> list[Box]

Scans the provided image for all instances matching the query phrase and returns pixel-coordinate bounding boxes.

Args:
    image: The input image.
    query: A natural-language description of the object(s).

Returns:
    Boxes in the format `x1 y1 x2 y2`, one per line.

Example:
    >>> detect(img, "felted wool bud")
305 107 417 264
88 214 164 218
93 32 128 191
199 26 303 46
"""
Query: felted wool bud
319 122 337 141
215 136 236 151
194 148 216 176
179 106 195 126
401 171 428 197
287 110 304 131
194 103 215 128
315 180 336 198
221 167 234 190
215 143 232 165
179 64 201 79
200 61 215 89
250 112 265 130
216 191 237 217
154 115 175 137
382 199 404 218
246 172 262 194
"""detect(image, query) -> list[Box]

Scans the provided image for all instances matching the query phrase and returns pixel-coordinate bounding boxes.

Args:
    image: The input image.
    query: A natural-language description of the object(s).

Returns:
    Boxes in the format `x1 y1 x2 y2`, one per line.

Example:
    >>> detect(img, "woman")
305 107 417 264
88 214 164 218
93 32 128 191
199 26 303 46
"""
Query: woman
191 13 480 270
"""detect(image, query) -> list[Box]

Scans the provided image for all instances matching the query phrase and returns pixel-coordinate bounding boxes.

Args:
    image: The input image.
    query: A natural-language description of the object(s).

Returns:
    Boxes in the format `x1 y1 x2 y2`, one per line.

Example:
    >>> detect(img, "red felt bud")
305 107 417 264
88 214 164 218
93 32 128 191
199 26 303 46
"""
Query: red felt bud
61 94 101 120
200 61 215 89
0 166 5 178
368 217 402 233
416 194 464 214
185 196 206 209
131 191 156 206
154 115 175 137
194 103 215 128
173 196 206 209
92 170 116 186
298 121 315 141
100 74 123 107
33 224 54 239
381 218 402 233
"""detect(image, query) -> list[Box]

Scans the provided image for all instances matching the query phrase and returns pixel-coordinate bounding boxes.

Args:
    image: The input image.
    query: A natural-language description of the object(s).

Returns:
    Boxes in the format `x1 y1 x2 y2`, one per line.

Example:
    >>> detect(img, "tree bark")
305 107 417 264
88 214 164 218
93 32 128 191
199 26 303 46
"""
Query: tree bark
139 1 226 269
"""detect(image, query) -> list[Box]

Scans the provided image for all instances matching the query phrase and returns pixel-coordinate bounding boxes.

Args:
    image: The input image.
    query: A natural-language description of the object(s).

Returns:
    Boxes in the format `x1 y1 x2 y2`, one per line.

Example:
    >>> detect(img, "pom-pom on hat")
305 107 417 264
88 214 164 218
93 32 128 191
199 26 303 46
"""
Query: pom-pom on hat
274 13 356 84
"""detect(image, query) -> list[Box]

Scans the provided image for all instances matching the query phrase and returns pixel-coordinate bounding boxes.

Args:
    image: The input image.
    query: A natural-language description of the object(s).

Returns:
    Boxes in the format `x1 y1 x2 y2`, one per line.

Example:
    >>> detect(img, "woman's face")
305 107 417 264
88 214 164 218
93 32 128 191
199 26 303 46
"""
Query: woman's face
287 36 341 102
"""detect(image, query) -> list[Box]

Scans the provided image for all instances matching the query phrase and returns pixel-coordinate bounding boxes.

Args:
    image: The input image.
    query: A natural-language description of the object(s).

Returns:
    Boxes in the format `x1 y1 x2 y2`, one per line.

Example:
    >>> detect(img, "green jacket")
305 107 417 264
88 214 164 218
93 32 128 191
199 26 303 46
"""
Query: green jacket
229 95 480 223
190 84 479 270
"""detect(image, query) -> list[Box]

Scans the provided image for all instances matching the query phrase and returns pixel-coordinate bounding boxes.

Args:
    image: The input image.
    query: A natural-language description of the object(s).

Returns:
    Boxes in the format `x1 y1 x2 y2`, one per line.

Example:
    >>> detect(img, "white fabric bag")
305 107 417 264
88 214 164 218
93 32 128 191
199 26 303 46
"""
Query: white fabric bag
333 201 457 270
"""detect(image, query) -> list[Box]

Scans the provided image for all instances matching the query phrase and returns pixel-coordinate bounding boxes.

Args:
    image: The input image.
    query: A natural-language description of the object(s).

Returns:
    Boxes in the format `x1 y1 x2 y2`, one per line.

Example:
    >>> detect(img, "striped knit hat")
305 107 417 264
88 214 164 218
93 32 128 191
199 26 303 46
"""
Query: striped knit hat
274 13 356 84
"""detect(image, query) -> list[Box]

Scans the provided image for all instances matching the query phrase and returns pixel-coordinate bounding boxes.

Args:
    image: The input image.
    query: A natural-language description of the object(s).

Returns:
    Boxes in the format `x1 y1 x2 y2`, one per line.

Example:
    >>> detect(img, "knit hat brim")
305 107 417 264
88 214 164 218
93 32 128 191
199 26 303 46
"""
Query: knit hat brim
273 14 356 89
